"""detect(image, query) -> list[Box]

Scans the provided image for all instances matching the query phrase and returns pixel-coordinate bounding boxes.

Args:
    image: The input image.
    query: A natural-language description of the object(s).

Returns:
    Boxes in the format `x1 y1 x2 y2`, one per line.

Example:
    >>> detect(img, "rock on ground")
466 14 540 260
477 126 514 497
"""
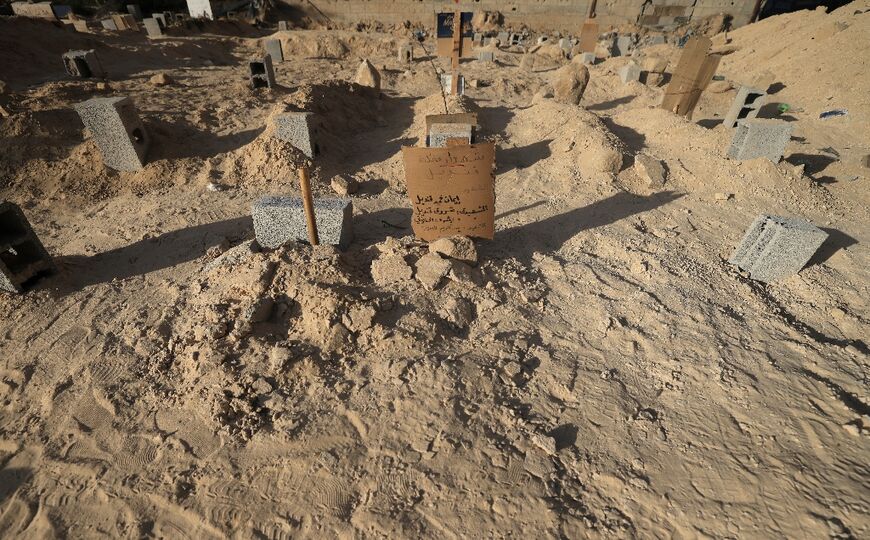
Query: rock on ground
552 63 590 105
355 59 381 91
429 236 478 264
371 252 413 285
415 252 452 290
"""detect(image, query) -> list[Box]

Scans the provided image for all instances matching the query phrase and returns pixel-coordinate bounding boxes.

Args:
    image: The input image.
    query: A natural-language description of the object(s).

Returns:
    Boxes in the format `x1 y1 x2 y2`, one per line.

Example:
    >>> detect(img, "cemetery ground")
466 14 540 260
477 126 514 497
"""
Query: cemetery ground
0 4 868 538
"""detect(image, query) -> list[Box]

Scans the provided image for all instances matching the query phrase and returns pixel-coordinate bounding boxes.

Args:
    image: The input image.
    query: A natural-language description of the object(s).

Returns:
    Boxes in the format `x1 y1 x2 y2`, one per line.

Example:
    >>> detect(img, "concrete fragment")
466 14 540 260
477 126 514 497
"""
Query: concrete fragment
619 63 641 84
428 123 472 148
723 85 767 128
249 55 276 89
252 196 353 250
415 252 451 290
74 96 150 171
355 59 380 91
0 201 54 294
371 253 413 285
62 50 105 78
264 39 284 62
429 236 477 264
634 154 666 187
552 63 590 105
575 52 595 65
273 112 318 159
729 214 828 282
726 119 792 162
612 35 633 56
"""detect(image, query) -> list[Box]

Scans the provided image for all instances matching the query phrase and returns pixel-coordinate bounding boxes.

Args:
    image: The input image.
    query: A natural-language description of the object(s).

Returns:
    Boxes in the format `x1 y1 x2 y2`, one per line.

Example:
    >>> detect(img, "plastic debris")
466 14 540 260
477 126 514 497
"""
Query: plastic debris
819 109 848 119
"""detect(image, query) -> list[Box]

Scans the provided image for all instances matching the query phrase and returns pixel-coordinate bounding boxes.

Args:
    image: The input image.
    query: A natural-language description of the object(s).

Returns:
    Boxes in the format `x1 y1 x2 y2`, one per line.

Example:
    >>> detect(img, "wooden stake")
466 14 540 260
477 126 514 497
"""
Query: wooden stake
451 10 461 95
298 166 319 246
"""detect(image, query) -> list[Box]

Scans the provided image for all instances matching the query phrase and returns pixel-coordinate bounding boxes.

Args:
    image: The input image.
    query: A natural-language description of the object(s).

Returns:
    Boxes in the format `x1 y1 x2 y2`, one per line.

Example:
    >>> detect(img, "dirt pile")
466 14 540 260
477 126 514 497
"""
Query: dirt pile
716 2 870 123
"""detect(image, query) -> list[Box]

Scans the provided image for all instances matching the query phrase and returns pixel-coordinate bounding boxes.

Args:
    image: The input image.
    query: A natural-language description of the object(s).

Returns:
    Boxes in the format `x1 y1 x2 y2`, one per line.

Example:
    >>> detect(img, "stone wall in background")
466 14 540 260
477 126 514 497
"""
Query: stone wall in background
279 0 758 32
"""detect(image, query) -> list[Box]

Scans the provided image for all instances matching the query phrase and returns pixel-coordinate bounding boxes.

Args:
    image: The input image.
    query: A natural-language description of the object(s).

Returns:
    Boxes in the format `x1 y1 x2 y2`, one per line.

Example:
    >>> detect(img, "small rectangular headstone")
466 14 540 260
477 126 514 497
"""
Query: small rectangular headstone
62 49 105 78
428 123 472 148
723 85 767 128
143 17 163 38
252 197 353 250
264 38 283 62
729 215 828 282
0 201 54 294
74 96 150 171
273 112 318 159
249 55 276 89
726 119 792 162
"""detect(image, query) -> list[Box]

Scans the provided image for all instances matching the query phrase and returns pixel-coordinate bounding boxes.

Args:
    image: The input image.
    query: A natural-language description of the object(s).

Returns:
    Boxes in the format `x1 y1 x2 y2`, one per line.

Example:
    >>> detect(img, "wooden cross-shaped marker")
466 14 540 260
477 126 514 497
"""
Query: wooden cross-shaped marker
298 166 319 245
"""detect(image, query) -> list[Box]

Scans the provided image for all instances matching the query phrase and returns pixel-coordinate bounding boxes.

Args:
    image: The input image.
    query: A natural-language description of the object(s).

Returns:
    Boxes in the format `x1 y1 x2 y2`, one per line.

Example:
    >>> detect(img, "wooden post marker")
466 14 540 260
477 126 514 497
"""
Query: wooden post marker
298 166 319 246
450 10 461 95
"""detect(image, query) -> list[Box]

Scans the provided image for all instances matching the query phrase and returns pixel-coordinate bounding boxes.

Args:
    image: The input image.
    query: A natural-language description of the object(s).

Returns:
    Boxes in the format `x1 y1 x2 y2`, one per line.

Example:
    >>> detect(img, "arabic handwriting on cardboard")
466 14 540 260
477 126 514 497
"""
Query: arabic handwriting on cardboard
402 143 495 241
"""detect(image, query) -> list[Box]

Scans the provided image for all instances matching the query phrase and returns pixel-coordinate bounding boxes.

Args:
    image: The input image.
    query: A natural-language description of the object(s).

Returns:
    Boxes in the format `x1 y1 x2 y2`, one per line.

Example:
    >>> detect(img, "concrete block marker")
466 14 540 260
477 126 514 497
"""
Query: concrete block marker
264 39 284 62
398 43 413 62
153 13 168 28
126 4 143 20
72 20 93 33
729 215 828 282
62 50 105 78
497 31 509 44
578 52 595 65
143 18 163 38
249 55 276 89
429 123 473 148
74 96 150 172
440 73 465 96
727 119 792 162
253 197 353 250
278 21 289 31
101 18 117 30
619 63 641 84
723 85 767 128
274 112 319 159
477 50 494 62
0 201 54 294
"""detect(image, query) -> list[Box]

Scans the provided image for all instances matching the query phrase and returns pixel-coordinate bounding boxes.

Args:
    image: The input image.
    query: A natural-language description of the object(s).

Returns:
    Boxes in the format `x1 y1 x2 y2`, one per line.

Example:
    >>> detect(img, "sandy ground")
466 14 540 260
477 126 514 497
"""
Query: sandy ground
0 3 868 538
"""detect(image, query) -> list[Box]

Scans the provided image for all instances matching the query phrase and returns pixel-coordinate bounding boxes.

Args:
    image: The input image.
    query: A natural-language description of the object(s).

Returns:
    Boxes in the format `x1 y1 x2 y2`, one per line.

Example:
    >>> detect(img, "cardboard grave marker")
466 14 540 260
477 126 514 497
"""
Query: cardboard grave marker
660 36 721 118
401 143 495 241
436 12 474 58
578 21 598 53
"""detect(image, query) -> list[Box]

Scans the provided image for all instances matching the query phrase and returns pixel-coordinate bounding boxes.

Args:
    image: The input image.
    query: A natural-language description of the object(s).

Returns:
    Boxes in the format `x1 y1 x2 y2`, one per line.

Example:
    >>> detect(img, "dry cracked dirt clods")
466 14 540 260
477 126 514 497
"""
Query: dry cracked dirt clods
0 4 868 539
